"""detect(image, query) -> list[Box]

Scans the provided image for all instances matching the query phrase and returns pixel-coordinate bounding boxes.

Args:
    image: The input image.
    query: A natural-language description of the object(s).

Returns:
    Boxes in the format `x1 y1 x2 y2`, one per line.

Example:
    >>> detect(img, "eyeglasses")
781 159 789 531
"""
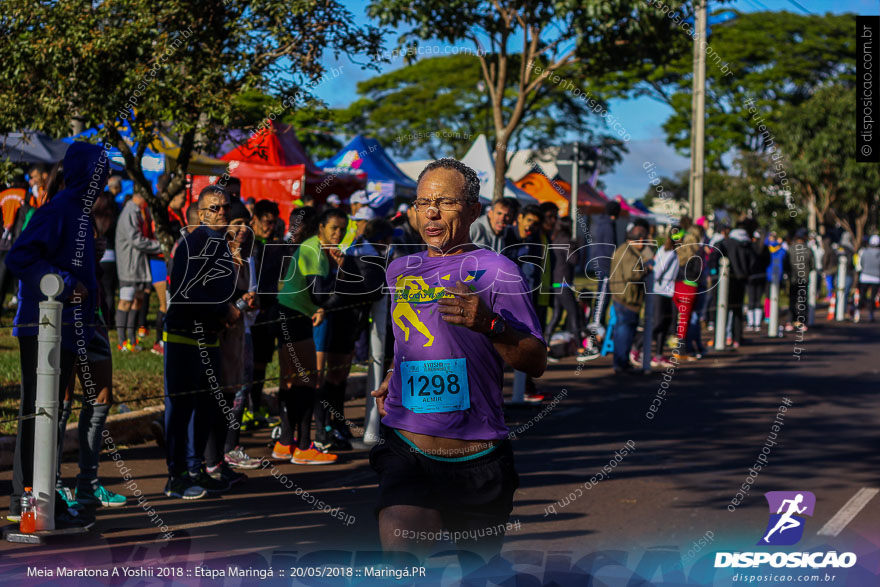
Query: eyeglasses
412 197 472 212
200 204 230 214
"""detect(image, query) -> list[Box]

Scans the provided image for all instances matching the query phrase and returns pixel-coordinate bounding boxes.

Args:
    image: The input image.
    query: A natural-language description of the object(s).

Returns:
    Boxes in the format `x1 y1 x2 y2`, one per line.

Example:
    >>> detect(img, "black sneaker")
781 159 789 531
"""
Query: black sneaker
164 476 207 500
207 463 247 486
55 507 95 530
329 429 353 451
189 469 231 494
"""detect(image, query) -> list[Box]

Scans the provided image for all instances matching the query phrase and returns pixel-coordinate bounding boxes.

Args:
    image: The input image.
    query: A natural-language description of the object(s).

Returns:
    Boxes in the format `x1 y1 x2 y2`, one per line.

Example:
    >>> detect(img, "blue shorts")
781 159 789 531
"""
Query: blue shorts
149 258 167 284
313 317 330 352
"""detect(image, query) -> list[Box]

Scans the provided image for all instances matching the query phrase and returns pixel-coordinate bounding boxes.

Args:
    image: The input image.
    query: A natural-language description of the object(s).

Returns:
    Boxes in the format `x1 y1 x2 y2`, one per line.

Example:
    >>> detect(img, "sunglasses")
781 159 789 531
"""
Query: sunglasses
200 204 230 213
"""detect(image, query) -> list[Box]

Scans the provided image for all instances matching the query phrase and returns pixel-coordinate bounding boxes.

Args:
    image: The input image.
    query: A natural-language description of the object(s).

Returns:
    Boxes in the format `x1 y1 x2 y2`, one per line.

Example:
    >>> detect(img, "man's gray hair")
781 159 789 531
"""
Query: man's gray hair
417 158 481 203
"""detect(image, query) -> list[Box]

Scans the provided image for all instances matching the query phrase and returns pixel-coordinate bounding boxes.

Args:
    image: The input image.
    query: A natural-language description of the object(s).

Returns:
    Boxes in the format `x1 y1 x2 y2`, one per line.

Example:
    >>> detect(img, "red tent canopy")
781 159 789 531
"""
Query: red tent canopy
221 121 364 203
191 161 306 224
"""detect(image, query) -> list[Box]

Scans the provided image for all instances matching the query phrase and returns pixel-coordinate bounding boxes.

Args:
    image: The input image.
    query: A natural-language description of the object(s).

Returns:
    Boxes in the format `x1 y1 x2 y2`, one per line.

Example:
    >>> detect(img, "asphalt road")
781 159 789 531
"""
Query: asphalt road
0 320 877 586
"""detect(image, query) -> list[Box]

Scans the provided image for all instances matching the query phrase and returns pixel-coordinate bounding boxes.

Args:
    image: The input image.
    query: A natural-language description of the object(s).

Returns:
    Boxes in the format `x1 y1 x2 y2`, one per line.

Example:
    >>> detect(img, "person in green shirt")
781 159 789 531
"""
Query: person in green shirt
274 207 347 464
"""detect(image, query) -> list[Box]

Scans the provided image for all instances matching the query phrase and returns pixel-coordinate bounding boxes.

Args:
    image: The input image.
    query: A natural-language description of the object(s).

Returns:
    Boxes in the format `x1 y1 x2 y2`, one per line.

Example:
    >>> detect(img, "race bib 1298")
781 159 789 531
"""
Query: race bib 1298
400 358 470 414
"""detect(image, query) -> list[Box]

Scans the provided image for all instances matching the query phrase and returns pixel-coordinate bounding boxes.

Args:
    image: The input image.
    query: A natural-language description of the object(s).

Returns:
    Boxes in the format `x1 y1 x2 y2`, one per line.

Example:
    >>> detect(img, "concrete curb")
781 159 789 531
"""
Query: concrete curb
0 372 368 470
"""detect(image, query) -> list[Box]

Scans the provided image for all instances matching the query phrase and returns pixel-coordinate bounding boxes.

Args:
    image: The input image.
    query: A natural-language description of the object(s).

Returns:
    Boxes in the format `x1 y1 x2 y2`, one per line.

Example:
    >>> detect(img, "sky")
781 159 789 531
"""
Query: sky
311 0 874 202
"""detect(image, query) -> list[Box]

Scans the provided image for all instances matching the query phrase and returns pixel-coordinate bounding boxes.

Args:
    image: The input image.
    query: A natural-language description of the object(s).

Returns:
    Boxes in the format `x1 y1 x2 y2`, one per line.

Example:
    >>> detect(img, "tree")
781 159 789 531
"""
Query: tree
336 54 620 162
776 84 880 244
0 0 382 254
617 9 857 170
367 0 693 200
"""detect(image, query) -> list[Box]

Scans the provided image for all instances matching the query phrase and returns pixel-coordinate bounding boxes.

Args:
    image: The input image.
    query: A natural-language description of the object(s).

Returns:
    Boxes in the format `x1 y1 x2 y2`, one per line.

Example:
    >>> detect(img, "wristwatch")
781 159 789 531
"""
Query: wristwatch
488 313 507 338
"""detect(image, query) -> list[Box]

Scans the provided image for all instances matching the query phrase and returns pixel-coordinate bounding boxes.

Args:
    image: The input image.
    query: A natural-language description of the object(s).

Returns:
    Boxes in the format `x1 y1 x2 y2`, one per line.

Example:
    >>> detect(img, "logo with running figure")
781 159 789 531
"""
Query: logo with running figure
759 491 816 546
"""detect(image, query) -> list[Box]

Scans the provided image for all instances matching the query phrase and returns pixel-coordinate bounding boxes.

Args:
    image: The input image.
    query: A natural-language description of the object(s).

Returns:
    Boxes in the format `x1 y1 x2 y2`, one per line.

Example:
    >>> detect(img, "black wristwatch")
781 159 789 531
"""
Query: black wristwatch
487 313 507 338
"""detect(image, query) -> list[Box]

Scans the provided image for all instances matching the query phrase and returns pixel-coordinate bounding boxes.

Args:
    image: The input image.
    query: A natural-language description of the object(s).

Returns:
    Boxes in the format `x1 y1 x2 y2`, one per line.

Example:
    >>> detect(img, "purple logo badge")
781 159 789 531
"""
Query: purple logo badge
759 491 816 545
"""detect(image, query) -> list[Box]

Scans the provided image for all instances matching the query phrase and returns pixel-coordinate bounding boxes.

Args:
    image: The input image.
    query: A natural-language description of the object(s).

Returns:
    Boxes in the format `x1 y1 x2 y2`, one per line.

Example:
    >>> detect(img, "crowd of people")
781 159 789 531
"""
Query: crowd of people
1 147 878 553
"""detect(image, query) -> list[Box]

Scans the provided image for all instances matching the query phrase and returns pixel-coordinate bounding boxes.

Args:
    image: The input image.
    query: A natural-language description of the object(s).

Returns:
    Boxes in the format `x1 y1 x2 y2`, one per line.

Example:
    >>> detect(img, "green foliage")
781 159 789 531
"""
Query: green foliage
366 0 692 198
0 0 382 250
776 84 880 242
626 9 857 170
336 55 617 161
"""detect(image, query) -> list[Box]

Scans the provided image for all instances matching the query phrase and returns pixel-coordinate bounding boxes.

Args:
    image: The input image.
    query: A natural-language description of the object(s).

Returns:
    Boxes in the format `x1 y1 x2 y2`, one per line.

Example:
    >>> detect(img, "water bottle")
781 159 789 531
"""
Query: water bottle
20 487 35 533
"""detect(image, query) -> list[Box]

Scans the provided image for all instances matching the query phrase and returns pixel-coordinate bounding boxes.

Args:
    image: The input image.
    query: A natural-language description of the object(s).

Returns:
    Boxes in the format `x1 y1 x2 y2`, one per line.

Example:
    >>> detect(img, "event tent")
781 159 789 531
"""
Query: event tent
514 171 607 215
63 126 166 203
1 131 70 164
461 135 536 205
219 121 364 203
190 161 306 223
319 134 416 214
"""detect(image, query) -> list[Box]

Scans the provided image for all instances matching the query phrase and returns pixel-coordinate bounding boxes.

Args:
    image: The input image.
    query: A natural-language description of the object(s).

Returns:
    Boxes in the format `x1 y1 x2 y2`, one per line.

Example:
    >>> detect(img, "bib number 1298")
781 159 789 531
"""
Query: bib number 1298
400 358 470 414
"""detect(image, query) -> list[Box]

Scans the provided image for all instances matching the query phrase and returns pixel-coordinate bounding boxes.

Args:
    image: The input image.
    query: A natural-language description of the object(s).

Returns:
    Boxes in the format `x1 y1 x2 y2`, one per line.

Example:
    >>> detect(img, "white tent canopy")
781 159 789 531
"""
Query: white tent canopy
461 135 537 205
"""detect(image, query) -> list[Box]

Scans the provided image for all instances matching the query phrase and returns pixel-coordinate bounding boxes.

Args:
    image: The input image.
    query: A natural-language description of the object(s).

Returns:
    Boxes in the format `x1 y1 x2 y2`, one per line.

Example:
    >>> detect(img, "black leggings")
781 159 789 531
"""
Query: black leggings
746 280 764 311
653 296 674 356
729 279 747 345
279 385 317 451
544 287 583 341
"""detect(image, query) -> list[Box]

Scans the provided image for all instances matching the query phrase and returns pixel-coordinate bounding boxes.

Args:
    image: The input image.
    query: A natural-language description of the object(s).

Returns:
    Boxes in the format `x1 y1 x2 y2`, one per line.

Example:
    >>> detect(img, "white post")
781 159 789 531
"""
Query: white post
807 269 817 327
768 272 780 338
715 258 729 350
835 255 846 322
767 272 781 338
363 296 387 445
642 272 654 372
34 274 65 531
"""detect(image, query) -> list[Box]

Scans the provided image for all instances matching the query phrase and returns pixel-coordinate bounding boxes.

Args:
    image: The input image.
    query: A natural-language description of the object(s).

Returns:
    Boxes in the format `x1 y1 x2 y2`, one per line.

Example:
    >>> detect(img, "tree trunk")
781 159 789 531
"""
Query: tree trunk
493 140 508 202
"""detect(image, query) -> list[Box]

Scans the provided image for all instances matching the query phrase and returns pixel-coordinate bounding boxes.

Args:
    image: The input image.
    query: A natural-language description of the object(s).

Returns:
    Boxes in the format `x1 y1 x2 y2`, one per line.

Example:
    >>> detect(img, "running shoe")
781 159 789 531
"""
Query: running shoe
292 444 338 465
329 429 353 451
255 406 270 426
164 476 207 500
151 341 164 356
576 347 600 362
241 408 256 431
523 393 545 403
57 486 79 510
650 356 673 368
546 355 560 364
77 484 127 507
6 513 20 523
271 441 293 460
629 350 642 368
137 326 149 339
224 446 262 469
206 463 247 486
189 469 231 493
55 507 95 530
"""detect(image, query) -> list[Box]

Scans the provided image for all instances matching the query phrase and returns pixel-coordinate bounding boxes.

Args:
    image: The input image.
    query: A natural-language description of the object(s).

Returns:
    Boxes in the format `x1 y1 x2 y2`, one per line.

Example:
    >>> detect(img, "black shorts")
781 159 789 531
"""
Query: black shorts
251 303 280 365
315 309 360 354
275 305 313 345
369 425 519 542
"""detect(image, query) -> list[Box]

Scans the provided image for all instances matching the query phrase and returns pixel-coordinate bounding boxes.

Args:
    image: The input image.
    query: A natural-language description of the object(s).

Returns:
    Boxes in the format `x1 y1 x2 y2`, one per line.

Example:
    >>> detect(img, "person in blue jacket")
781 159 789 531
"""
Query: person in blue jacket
5 141 110 527
764 232 788 326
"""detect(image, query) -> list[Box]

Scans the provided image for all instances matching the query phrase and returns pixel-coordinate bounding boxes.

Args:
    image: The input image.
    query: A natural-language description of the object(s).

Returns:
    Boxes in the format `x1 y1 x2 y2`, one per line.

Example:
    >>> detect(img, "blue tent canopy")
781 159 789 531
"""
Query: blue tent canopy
0 131 70 164
319 135 417 211
63 126 165 203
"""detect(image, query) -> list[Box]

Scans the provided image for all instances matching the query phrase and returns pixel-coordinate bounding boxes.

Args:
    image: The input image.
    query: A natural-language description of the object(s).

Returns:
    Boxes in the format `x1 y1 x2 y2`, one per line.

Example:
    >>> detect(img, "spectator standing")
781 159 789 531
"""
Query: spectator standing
608 226 650 374
5 142 109 526
115 191 161 351
469 197 517 252
720 224 757 349
162 185 238 499
855 235 880 323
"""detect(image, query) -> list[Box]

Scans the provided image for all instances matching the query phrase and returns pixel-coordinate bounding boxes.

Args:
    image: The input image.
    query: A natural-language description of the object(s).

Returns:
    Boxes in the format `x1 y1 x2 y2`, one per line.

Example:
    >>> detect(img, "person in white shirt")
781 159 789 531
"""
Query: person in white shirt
651 233 680 362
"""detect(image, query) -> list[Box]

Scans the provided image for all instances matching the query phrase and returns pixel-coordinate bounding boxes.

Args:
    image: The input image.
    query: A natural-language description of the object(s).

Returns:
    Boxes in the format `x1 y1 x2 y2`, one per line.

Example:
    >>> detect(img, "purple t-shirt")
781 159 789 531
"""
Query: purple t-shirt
383 248 545 440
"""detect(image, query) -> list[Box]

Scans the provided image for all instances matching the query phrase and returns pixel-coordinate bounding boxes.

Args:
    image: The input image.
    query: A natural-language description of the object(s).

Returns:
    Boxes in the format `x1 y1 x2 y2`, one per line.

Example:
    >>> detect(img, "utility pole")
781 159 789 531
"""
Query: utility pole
688 1 707 220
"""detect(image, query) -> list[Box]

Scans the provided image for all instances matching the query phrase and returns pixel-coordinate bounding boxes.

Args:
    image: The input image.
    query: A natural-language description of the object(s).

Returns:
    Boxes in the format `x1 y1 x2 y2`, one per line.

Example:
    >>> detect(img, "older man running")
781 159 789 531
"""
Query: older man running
370 158 547 560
